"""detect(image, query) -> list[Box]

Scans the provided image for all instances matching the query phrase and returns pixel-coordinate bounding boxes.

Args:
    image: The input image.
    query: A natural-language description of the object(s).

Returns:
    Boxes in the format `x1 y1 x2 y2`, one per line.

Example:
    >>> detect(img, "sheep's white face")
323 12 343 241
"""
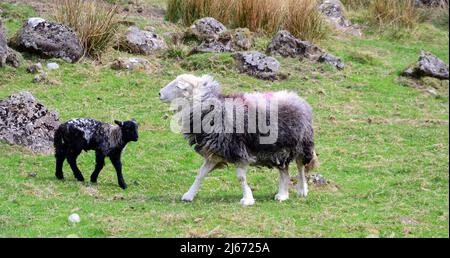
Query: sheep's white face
159 74 199 103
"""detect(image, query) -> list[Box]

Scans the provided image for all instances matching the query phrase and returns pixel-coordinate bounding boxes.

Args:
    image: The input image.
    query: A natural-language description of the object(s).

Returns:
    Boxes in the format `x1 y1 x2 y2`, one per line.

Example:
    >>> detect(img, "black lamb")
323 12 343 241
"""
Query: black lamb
54 118 139 189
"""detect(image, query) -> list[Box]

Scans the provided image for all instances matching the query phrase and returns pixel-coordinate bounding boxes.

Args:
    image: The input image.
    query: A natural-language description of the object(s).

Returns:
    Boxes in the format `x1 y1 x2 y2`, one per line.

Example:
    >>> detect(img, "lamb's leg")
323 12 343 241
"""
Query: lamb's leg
182 159 218 202
90 151 105 183
295 158 308 197
110 154 126 190
67 152 84 182
236 164 255 206
55 147 67 180
275 167 290 202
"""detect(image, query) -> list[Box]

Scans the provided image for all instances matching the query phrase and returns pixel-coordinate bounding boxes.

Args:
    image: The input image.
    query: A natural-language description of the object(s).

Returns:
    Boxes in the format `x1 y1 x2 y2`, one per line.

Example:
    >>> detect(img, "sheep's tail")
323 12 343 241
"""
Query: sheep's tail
305 150 319 172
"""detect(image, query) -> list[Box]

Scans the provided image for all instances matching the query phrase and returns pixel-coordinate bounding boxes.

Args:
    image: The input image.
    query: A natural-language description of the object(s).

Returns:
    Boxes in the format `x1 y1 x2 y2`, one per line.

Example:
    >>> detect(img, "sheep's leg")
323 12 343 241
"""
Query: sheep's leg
236 165 255 206
182 159 218 202
67 152 84 182
110 154 127 190
55 147 67 180
275 167 290 202
90 151 105 184
295 158 308 197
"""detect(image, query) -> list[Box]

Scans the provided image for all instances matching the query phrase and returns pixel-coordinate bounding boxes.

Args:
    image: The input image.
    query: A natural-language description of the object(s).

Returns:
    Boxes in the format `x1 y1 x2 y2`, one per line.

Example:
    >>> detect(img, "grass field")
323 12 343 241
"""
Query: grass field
0 0 448 237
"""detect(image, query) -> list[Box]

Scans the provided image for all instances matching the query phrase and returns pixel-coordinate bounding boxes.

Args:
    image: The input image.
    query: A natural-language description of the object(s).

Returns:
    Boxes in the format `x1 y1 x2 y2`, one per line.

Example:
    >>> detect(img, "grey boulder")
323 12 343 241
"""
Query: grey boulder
0 91 60 154
189 17 227 41
233 51 283 81
1 19 22 68
13 18 83 62
119 26 166 55
191 28 252 54
318 0 362 37
267 30 345 69
403 51 449 80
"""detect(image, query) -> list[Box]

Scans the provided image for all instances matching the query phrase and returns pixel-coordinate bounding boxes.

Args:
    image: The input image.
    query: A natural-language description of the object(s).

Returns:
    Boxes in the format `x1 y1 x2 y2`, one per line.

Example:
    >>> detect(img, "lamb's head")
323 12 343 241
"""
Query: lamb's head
159 74 220 103
115 119 139 142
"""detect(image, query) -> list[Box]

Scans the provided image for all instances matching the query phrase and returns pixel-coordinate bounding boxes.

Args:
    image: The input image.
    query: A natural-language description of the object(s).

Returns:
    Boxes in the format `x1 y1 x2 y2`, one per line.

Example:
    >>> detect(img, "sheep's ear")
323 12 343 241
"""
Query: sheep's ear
176 80 191 90
131 118 137 125
114 120 123 127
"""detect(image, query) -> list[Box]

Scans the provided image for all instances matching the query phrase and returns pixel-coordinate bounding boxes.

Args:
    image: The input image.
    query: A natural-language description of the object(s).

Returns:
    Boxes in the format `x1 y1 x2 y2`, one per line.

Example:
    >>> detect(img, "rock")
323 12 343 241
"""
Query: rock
415 0 446 6
5 47 22 68
306 174 328 187
46 62 59 70
267 30 345 69
14 18 83 62
0 92 60 154
233 51 282 81
28 172 37 177
111 57 150 71
119 26 166 55
68 213 81 223
0 19 7 67
318 0 362 37
189 17 227 41
266 30 323 60
403 51 449 80
191 28 252 54
27 63 44 74
318 53 345 70
32 72 48 83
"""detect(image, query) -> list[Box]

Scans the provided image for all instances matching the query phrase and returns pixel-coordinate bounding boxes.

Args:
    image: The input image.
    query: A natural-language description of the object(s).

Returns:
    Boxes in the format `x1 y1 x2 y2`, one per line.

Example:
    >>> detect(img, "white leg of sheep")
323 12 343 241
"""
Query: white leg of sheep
182 159 217 202
275 168 290 202
296 159 309 197
236 164 255 206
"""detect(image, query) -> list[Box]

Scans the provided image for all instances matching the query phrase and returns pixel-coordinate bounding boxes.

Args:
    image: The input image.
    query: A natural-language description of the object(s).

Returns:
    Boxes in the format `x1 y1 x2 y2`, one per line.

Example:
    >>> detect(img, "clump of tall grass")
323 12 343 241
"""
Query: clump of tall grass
341 0 371 10
424 0 449 28
53 0 121 59
166 0 329 43
369 0 420 30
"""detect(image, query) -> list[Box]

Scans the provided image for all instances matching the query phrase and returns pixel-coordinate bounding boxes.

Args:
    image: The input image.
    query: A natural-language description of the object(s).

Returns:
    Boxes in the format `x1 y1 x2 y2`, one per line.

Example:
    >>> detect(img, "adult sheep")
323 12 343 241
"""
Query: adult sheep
159 74 318 206
54 118 139 189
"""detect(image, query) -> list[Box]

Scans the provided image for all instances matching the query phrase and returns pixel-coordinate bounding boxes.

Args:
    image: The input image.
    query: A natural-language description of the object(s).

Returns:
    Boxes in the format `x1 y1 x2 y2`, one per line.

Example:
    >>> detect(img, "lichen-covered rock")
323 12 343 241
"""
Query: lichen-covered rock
5 47 22 68
191 28 253 54
318 53 345 70
318 0 362 37
403 51 449 80
307 174 329 187
0 92 60 154
233 51 282 81
111 57 151 71
119 26 166 55
0 19 22 68
267 30 345 70
189 17 227 41
27 63 44 74
14 18 83 62
0 19 7 67
266 30 323 60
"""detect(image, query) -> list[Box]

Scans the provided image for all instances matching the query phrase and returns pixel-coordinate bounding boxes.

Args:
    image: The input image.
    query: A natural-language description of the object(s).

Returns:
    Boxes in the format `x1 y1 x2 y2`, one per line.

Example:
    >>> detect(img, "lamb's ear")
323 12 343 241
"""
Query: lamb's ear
114 120 123 127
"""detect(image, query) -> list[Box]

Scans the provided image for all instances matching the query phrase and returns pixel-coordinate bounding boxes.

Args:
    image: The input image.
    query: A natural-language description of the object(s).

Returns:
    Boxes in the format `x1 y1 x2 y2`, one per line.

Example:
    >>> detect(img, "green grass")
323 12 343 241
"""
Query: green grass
0 1 448 238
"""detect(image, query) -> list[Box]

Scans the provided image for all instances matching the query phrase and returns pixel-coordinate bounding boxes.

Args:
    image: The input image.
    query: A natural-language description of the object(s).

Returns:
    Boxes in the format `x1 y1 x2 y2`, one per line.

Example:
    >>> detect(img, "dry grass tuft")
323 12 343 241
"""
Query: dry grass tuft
166 0 329 42
52 0 121 59
369 0 420 30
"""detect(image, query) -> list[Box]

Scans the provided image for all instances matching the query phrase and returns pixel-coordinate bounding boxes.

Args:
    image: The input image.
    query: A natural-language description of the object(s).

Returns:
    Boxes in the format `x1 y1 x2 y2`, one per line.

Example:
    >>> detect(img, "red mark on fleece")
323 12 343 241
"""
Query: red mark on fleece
263 92 274 99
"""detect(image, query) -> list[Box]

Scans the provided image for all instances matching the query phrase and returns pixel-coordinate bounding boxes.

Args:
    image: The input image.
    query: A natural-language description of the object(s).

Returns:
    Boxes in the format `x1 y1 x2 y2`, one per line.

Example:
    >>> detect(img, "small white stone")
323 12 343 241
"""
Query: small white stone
27 17 46 27
47 62 60 70
68 213 81 223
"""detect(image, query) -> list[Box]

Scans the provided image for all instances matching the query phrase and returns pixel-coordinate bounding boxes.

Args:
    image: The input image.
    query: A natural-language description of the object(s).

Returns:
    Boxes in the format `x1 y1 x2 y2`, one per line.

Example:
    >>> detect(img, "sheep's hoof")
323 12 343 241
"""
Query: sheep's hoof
274 193 289 202
297 185 308 198
75 177 85 182
240 198 255 206
55 174 64 180
119 183 127 190
181 193 194 202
